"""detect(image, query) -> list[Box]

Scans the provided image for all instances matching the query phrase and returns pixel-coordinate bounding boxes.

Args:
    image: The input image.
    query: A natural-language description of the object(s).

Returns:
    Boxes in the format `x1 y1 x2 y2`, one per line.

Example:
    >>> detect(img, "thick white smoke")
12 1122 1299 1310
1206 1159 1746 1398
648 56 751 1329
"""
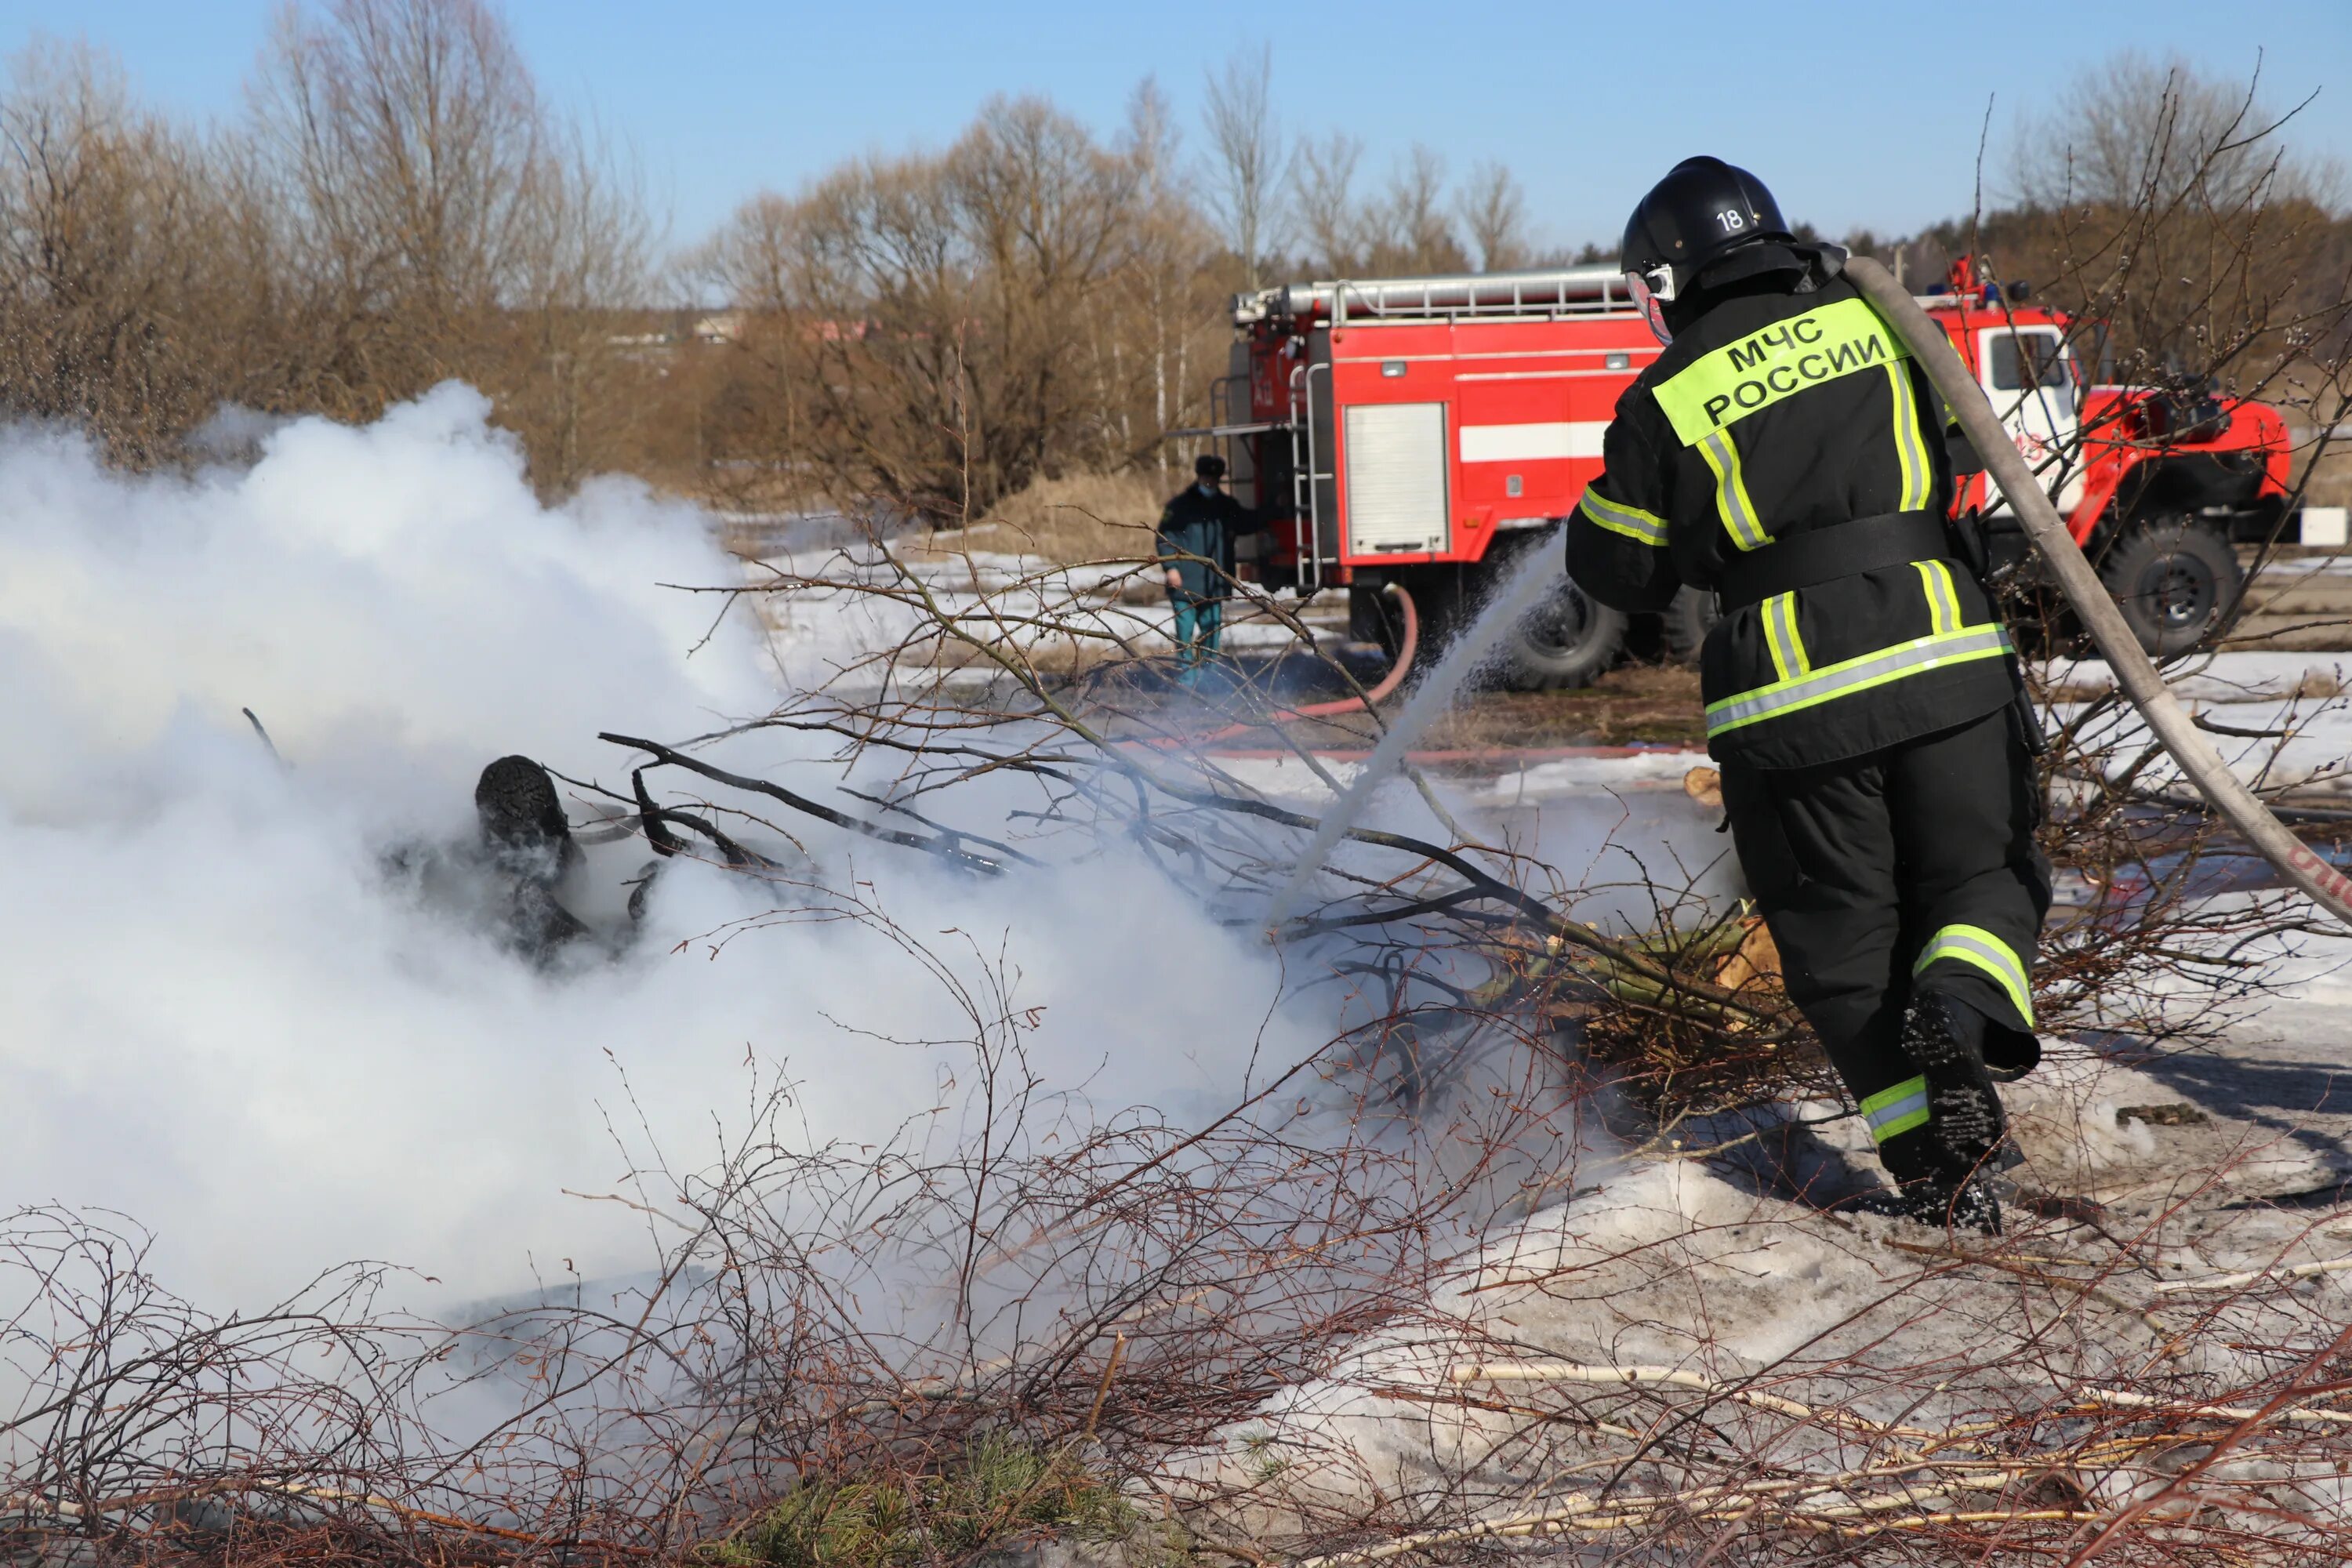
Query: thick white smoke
0 386 1330 1313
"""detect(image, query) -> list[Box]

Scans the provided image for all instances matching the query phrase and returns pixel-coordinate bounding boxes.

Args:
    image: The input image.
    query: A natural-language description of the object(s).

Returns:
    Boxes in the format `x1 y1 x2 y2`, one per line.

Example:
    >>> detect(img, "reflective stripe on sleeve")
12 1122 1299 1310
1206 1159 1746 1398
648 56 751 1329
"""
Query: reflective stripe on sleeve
1860 1075 1931 1142
1704 624 2013 738
1761 592 1809 682
1886 362 1936 510
1577 488 1670 546
1697 428 1769 552
1913 923 2035 1026
1914 559 1964 636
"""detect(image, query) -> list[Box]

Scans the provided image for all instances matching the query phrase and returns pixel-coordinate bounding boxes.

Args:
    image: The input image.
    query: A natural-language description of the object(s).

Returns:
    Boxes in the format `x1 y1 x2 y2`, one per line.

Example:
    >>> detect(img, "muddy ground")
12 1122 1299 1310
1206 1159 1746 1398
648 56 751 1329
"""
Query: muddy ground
1330 665 1708 751
1082 655 1710 753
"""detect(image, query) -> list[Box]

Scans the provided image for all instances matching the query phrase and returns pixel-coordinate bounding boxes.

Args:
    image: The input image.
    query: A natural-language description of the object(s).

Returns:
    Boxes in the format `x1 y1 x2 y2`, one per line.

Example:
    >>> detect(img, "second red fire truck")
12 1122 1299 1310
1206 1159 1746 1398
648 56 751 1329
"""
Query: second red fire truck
1194 260 2293 687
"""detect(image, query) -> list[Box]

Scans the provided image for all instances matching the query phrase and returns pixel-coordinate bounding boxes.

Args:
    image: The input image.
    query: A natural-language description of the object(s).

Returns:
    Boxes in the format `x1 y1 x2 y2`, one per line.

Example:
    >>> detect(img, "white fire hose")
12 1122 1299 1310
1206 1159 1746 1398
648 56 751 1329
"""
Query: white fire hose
1842 255 2352 930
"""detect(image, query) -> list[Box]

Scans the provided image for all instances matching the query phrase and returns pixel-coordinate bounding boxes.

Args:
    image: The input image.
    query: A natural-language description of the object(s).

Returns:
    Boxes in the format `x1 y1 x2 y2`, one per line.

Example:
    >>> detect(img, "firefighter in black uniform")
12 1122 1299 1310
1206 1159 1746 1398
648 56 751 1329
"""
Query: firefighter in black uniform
1566 158 2050 1232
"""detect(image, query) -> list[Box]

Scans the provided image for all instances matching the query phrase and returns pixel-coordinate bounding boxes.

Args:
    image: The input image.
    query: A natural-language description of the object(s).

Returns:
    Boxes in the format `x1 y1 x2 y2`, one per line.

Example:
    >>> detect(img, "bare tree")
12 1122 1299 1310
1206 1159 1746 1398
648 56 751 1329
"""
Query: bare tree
251 0 546 336
1457 158 1529 273
0 10 666 488
1363 143 1465 274
695 95 1168 520
1200 44 1285 288
0 42 253 459
245 0 650 486
1119 77 1216 482
2014 50 2341 214
1291 131 1363 277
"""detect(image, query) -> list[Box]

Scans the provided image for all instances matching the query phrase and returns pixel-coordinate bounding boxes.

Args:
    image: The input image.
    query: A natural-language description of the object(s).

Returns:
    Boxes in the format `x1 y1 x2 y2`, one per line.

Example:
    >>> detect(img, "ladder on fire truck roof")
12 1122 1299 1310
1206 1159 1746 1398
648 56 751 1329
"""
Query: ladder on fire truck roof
1171 267 1639 441
1231 264 1632 325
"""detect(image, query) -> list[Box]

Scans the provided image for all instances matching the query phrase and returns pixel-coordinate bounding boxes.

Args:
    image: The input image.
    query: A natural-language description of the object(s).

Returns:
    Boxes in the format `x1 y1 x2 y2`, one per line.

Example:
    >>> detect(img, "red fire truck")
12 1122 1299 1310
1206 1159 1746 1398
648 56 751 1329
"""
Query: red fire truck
1195 261 2293 687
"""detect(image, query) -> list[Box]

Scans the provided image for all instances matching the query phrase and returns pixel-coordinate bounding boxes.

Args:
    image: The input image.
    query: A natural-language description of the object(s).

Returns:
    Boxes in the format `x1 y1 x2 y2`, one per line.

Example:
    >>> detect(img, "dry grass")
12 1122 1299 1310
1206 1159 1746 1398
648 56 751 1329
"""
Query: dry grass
2299 441 2352 510
706 1435 1138 1568
962 470 1167 563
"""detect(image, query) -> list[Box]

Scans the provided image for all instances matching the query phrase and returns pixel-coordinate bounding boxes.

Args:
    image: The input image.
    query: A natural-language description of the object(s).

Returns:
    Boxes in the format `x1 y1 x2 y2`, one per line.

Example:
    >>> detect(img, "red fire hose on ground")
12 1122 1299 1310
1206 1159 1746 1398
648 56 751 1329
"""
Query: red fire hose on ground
1140 582 1420 749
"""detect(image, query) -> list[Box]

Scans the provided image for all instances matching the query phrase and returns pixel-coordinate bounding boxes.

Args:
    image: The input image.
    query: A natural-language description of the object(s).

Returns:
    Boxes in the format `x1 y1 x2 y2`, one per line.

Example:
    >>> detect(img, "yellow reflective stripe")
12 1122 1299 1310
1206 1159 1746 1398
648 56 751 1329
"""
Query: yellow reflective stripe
1860 1075 1931 1142
1704 624 2013 737
1761 592 1809 682
1913 924 2035 1027
1913 559 1963 636
1577 488 1669 546
1652 296 1912 445
1885 361 1934 510
1697 429 1769 552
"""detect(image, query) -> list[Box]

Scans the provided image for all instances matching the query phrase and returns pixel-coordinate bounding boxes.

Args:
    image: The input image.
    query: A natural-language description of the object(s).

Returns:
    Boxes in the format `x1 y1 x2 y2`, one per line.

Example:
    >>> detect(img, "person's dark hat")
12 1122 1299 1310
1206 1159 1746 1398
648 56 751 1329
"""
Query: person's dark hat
1194 453 1227 481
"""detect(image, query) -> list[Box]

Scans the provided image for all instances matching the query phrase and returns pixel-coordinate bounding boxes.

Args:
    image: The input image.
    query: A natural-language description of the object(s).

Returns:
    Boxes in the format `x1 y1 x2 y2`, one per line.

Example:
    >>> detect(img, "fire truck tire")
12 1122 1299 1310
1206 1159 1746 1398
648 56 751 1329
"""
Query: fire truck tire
1661 586 1719 665
2096 516 2244 655
1495 574 1628 691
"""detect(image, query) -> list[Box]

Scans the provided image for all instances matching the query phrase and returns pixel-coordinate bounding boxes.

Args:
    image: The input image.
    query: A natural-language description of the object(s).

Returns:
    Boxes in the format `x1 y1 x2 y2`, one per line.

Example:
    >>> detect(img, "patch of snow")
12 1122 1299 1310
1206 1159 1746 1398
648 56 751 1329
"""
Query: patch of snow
1466 749 1708 803
2041 649 2352 702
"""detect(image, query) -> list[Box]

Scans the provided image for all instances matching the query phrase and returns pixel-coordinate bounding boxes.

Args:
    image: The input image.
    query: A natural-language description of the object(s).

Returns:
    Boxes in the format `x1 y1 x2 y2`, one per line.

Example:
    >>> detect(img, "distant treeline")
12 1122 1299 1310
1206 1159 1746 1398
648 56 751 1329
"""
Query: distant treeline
5 9 2344 516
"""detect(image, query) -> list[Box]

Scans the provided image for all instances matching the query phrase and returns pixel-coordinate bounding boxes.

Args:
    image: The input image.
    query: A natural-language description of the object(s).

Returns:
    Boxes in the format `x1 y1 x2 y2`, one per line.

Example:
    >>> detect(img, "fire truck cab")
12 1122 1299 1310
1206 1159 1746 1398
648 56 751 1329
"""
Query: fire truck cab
1192 262 2292 684
1919 259 2292 655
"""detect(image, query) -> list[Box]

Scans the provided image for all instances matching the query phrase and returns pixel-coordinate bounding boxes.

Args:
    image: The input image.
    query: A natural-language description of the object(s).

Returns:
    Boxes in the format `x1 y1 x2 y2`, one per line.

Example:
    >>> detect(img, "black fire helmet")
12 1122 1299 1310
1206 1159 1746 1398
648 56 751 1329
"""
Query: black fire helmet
1620 156 1792 321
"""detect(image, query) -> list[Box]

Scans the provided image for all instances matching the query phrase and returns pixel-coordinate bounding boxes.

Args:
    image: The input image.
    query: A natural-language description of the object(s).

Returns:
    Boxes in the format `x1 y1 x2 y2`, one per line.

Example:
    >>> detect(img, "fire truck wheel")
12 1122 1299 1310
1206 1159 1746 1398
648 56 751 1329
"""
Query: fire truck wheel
2096 516 2244 655
1497 575 1628 691
1661 586 1719 665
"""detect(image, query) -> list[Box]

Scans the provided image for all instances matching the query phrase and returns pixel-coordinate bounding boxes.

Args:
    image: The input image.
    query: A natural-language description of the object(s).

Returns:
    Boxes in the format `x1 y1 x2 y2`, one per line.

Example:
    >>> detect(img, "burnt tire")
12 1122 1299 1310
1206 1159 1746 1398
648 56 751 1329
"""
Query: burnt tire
1661 585 1720 665
2097 517 2243 655
1494 572 1628 691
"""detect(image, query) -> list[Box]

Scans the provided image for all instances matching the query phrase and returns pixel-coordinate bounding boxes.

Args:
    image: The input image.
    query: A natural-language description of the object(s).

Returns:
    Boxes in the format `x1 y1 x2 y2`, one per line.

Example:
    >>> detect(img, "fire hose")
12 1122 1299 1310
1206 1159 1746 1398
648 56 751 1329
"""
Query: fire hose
1843 255 2352 929
1142 580 1419 748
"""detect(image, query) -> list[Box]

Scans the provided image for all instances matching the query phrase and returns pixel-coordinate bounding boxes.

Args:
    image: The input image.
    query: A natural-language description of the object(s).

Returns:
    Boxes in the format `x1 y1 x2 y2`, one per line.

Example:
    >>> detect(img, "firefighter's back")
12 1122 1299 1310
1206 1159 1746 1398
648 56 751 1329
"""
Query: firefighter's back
1574 267 2020 770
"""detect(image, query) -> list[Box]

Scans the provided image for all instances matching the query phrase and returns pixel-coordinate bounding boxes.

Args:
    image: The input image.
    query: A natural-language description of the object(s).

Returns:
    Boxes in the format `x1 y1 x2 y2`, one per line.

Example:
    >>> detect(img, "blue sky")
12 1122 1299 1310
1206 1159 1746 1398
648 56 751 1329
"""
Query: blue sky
11 0 2349 257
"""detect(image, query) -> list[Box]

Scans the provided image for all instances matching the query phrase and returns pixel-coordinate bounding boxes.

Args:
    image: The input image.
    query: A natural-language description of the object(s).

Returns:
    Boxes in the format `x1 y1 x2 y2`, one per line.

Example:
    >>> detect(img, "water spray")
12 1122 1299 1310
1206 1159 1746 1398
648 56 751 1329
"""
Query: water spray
1269 547 1569 926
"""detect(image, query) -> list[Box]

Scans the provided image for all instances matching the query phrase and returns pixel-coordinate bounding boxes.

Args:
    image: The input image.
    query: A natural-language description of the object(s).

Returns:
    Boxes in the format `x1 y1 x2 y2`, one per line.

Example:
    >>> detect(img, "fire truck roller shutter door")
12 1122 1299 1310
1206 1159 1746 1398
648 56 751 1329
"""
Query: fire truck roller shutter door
1343 402 1450 557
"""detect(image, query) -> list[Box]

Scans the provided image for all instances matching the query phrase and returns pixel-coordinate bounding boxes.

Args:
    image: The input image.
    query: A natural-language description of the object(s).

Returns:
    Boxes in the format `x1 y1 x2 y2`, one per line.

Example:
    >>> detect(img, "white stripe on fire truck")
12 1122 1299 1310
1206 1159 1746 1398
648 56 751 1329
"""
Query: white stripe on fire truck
1458 422 1610 463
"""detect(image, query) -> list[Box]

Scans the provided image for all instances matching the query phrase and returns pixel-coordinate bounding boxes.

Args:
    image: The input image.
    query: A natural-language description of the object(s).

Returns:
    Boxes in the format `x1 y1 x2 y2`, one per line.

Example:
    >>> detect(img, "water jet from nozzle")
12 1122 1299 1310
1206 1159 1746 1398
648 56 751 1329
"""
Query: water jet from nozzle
1268 546 1569 927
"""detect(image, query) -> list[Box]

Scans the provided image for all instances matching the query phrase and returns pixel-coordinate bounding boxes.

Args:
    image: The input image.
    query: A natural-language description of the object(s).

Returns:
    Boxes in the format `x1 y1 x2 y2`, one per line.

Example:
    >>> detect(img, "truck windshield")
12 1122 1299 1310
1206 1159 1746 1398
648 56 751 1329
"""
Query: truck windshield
1989 331 2069 391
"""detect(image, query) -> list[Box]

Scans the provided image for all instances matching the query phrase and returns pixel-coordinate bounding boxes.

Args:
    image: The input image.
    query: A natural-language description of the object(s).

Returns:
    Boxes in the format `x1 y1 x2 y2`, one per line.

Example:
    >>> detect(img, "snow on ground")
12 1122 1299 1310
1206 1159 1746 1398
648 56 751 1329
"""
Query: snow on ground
1171 1019 2352 1542
2256 550 2352 577
745 540 1338 691
1464 747 1707 802
1209 746 1705 811
2042 648 2352 800
1152 663 2352 1548
2045 648 2352 703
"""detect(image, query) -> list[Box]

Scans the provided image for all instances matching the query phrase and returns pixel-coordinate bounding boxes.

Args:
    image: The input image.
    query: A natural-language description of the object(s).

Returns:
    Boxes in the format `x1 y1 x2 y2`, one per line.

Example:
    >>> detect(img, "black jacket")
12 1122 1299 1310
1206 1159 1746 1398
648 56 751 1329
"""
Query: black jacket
1566 248 2017 769
1156 485 1262 601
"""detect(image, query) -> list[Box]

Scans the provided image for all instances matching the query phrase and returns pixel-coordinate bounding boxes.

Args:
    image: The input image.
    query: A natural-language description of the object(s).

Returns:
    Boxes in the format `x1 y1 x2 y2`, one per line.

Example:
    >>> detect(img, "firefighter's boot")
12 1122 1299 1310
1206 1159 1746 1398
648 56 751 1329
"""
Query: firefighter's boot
1901 990 2019 1181
1910 1171 2003 1235
1872 1125 2004 1236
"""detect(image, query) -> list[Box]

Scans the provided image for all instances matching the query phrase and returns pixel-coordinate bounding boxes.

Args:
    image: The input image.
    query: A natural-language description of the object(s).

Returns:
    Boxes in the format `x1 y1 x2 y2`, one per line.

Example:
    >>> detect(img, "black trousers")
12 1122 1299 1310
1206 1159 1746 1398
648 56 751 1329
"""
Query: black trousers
1720 707 2052 1149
